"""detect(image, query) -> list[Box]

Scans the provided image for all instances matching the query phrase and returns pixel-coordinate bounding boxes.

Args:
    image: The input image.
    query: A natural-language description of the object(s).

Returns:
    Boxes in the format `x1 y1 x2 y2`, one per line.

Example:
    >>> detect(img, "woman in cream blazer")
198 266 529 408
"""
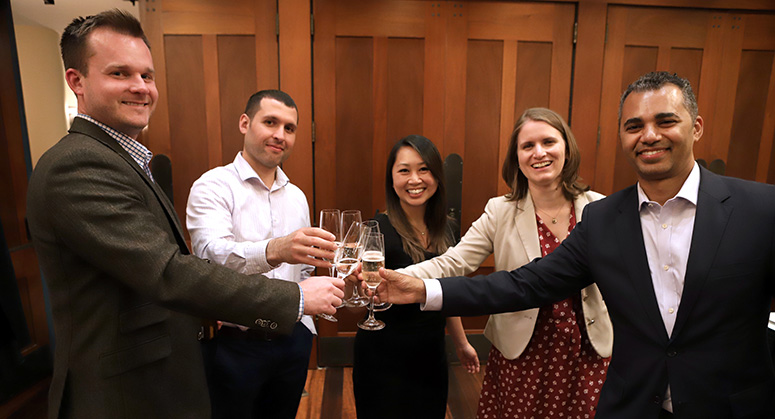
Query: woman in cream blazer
400 108 613 418
400 191 612 359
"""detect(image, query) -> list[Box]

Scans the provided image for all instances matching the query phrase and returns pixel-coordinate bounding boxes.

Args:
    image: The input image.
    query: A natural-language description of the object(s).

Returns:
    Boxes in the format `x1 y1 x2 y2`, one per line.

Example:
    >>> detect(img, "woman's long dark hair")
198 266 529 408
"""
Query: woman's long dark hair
384 135 454 263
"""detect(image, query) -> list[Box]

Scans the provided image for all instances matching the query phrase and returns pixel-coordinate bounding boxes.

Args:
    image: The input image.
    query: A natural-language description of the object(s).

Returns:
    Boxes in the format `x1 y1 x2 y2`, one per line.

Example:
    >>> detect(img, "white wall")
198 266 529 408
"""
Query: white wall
14 24 69 167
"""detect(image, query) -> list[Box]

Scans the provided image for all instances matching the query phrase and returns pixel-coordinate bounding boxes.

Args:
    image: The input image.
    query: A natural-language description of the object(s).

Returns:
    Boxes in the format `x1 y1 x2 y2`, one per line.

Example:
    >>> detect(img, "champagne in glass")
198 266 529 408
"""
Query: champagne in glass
358 232 386 331
361 220 391 311
361 250 385 288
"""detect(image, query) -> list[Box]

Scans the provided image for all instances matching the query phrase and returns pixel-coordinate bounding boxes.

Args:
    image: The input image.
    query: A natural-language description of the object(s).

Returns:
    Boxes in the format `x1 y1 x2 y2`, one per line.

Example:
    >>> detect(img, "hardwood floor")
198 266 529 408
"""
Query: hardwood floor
296 365 485 419
6 365 485 418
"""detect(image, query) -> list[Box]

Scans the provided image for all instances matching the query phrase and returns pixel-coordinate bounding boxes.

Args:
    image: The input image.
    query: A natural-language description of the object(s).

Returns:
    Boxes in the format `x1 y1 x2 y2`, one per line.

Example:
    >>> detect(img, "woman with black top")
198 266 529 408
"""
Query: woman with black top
352 135 479 419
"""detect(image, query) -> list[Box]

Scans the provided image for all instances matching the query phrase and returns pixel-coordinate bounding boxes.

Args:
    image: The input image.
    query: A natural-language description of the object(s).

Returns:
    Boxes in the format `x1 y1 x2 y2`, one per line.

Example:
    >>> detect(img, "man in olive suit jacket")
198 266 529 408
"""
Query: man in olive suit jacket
26 10 343 418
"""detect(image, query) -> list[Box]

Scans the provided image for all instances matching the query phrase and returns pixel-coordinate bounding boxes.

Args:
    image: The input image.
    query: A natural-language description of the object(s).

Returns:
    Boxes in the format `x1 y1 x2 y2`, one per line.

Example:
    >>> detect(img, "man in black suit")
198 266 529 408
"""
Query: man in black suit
379 72 775 418
26 10 344 418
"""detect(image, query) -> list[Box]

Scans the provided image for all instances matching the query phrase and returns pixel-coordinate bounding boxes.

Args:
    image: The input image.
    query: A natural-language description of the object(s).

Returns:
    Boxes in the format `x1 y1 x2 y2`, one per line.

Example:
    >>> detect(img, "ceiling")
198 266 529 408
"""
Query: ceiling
10 0 139 34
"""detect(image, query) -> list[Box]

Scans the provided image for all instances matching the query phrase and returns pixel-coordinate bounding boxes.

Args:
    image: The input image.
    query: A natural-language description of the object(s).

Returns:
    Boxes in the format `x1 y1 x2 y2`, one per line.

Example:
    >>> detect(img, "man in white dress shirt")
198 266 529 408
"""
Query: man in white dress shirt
187 90 337 418
377 72 775 418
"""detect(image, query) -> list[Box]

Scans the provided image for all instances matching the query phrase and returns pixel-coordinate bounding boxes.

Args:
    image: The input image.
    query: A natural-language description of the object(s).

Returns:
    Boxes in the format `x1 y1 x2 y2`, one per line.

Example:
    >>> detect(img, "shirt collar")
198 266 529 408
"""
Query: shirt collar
637 162 700 208
234 152 289 190
77 114 153 170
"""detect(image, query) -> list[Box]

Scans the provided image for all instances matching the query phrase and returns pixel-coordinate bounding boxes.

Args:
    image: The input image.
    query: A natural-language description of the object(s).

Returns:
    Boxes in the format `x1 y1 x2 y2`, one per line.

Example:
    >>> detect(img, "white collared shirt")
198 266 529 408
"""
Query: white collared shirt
638 163 699 412
638 163 699 337
186 152 315 334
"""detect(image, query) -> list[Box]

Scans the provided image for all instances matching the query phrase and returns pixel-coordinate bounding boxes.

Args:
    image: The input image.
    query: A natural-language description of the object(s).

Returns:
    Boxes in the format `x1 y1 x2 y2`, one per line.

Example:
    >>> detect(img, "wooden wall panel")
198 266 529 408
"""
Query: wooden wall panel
202 35 222 169
571 2 608 188
514 42 552 117
164 35 209 223
218 35 257 166
442 3 468 158
422 3 447 153
669 48 704 94
462 40 503 231
382 37 426 213
372 37 389 216
335 37 374 213
386 38 425 146
467 2 561 41
334 1 426 37
726 51 774 180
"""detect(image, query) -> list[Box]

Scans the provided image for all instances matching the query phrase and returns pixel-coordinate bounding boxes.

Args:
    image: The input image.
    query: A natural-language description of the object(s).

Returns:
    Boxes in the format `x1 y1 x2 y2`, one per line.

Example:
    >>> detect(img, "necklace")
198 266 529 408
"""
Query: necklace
535 204 565 224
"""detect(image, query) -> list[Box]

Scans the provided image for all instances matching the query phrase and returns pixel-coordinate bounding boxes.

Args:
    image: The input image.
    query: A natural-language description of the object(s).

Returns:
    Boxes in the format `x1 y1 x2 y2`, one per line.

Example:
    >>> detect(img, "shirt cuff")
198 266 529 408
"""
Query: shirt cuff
297 283 304 322
250 239 277 273
420 278 443 311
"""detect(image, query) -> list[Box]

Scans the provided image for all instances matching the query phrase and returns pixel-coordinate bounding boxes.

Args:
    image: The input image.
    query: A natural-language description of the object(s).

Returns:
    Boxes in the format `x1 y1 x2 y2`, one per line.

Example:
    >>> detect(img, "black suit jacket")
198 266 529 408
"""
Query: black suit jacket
27 118 300 418
440 167 775 418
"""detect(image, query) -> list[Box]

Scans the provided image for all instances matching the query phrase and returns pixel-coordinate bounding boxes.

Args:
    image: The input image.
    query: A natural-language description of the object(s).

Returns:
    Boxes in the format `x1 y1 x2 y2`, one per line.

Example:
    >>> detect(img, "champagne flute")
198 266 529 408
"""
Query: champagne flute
335 222 365 303
317 209 341 322
361 220 391 312
358 232 386 331
341 211 368 307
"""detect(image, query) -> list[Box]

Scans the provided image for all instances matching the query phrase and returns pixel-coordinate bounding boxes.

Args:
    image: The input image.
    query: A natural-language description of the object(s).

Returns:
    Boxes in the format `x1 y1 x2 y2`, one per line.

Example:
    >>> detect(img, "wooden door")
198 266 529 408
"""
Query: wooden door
312 0 575 342
0 0 52 407
596 6 775 194
140 0 281 227
711 13 775 183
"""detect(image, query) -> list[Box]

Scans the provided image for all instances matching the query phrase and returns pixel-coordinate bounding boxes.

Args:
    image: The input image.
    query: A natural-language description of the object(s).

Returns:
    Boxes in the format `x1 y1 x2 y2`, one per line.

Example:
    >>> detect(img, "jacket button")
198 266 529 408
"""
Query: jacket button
653 395 662 404
667 350 677 357
587 319 595 325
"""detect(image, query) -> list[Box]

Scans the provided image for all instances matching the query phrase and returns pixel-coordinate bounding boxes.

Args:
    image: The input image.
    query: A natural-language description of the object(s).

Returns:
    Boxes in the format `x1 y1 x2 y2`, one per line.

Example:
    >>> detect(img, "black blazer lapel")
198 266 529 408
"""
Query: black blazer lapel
670 168 732 339
615 187 670 342
69 118 190 253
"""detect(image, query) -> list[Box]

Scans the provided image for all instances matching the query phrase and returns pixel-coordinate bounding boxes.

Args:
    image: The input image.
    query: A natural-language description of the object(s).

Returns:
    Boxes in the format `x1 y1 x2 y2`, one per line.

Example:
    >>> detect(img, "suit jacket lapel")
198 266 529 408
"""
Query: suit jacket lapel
615 187 670 342
671 168 731 339
70 118 190 253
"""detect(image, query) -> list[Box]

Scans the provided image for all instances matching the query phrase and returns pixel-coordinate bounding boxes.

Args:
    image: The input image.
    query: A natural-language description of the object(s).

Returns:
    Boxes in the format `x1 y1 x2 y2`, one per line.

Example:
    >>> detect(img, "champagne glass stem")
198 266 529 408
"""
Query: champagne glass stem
367 290 376 322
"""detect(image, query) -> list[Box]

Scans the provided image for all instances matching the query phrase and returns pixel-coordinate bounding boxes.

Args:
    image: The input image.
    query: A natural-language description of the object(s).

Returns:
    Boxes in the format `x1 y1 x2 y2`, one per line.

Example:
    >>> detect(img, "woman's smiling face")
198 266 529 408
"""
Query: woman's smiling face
516 119 567 188
392 146 438 211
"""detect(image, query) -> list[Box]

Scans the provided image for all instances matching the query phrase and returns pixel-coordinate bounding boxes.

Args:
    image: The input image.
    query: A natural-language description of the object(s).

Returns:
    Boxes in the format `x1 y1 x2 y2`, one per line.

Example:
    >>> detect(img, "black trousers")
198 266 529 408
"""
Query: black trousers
203 323 313 419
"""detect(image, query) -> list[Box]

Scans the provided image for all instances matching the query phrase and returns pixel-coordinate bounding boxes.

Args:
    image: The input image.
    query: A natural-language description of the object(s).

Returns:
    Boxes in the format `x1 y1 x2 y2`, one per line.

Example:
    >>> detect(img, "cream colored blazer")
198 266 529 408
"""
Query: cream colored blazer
399 191 613 359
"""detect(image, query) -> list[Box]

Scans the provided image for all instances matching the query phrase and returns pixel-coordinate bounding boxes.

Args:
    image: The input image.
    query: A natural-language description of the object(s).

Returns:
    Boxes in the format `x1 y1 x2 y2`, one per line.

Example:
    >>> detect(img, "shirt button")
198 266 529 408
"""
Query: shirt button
662 223 668 229
663 265 669 271
668 308 674 314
